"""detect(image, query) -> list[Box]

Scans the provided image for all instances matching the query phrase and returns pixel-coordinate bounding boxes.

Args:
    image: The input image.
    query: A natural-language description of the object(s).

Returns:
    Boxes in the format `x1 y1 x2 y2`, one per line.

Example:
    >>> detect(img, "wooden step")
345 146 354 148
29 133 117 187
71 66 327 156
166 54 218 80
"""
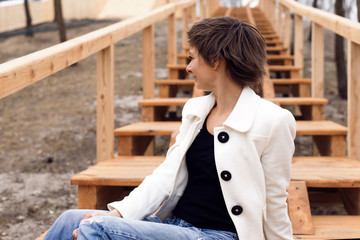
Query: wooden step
71 156 165 209
272 78 311 85
292 156 360 188
71 156 165 187
295 120 347 136
115 121 180 136
267 55 294 61
269 65 302 71
139 97 327 107
157 78 311 87
115 120 346 137
155 79 194 86
294 215 360 239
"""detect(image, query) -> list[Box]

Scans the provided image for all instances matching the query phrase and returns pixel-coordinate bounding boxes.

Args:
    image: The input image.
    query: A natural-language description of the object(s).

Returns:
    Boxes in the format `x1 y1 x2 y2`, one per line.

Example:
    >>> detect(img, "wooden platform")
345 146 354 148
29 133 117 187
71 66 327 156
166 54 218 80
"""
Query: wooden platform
294 216 360 239
292 156 360 188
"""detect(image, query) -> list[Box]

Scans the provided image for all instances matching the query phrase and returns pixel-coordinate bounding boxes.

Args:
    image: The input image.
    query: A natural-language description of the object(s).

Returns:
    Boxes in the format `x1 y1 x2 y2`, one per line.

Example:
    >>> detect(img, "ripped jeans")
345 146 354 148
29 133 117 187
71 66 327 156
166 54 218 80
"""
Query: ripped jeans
43 209 238 240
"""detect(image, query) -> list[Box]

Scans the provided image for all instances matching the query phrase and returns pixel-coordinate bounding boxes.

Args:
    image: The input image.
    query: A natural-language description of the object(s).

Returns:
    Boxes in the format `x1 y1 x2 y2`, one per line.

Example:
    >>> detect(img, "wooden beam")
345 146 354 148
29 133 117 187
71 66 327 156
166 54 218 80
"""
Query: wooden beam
283 7 291 55
0 0 198 99
348 41 360 160
288 181 314 235
96 45 114 162
142 25 155 100
294 14 303 77
167 13 177 66
311 22 324 98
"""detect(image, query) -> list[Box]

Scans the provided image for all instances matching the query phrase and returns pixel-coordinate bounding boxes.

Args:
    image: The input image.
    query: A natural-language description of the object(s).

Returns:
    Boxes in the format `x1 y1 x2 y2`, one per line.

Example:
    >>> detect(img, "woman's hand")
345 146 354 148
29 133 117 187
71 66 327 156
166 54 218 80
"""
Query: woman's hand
72 209 122 239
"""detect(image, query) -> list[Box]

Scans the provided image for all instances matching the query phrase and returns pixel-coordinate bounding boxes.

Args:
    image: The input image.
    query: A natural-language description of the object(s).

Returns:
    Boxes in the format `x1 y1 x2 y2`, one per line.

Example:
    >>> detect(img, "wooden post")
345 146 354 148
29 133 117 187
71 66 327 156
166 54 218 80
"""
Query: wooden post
278 4 284 40
200 0 206 19
191 4 196 24
268 0 276 27
142 25 155 100
283 7 291 55
311 22 324 98
348 41 360 161
97 45 114 162
294 14 303 75
168 13 177 66
182 8 189 52
339 41 360 216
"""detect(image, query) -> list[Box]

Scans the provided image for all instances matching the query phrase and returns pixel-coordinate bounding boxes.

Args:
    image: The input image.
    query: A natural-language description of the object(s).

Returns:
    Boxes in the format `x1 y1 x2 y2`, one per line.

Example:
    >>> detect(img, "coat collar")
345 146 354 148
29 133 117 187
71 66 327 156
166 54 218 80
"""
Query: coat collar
183 86 260 133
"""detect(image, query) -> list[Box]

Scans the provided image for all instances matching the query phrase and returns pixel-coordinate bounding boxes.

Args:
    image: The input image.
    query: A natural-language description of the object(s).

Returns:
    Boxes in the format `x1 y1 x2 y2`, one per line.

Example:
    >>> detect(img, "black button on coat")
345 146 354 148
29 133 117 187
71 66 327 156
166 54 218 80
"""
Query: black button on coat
221 170 232 181
218 132 229 143
232 205 243 215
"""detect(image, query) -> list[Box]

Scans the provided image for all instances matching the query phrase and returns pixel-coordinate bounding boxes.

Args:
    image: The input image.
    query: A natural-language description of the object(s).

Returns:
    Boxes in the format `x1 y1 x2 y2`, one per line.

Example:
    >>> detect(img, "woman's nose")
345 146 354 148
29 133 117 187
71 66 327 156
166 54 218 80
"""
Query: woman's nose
186 63 192 74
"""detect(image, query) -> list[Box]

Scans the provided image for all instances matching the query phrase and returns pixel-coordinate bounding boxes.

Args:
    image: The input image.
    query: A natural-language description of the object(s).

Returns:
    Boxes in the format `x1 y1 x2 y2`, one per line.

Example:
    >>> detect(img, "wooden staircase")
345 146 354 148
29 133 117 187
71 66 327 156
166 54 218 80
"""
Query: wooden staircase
70 5 360 240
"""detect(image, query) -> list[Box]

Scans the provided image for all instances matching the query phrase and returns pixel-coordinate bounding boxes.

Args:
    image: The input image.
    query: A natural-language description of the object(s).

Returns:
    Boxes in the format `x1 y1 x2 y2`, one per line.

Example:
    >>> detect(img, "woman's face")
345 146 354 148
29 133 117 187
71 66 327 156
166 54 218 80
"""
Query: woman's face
186 47 216 92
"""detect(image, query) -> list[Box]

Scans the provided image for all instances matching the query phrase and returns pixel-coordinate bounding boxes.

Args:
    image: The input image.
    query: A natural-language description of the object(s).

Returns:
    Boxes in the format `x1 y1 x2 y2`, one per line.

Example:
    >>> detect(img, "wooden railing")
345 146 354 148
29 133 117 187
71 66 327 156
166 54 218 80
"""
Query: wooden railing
0 0 209 163
259 0 360 161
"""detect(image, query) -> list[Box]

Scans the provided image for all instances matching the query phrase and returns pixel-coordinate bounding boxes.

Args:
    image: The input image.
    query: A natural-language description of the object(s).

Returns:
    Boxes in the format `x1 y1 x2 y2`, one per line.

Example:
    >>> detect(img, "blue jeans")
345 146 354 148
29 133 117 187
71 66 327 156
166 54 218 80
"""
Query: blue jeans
44 209 238 240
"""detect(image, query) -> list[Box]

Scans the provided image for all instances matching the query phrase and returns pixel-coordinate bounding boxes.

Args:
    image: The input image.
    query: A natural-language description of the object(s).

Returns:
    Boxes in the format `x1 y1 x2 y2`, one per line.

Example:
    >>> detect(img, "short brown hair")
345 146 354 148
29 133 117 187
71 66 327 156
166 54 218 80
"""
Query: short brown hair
187 17 267 90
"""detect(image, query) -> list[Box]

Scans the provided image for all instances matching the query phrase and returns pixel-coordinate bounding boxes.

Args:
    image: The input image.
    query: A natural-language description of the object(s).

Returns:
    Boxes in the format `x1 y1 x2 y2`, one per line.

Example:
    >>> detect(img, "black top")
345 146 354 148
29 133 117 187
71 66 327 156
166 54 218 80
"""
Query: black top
173 118 236 233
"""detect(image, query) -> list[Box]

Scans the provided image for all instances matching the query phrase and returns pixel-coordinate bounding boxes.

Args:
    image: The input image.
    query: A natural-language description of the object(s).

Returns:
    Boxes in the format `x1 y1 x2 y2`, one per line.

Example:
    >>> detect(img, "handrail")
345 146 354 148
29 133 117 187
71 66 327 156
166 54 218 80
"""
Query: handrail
278 0 360 45
0 0 203 163
0 0 196 100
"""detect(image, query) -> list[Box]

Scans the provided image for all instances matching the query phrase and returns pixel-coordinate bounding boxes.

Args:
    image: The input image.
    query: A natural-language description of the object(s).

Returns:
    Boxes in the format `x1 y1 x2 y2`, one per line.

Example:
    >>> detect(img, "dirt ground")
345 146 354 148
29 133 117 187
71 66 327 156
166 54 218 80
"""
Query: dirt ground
0 19 347 239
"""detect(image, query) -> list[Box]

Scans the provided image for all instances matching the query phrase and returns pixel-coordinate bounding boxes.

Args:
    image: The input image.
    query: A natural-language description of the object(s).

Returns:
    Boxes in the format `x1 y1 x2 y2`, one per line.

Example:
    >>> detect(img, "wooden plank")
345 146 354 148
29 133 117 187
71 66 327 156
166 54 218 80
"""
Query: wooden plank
296 121 347 135
294 14 304 78
312 22 324 98
155 79 194 85
292 157 360 187
167 13 177 66
139 97 328 107
294 216 360 239
272 78 311 84
344 41 360 215
288 181 314 235
265 97 328 105
115 121 181 136
97 45 114 162
283 6 291 55
142 25 155 100
348 41 360 160
71 156 165 186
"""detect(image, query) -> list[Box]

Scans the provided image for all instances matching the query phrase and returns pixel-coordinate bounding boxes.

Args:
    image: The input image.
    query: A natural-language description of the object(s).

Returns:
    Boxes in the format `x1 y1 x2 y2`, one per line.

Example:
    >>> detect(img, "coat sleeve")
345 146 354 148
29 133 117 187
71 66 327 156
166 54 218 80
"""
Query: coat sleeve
107 100 196 220
261 108 296 240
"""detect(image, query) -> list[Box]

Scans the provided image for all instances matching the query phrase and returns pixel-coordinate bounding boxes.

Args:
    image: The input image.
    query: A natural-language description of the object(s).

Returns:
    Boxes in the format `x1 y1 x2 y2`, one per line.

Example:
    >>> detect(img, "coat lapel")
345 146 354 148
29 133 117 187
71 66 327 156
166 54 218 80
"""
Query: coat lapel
223 86 260 133
183 86 260 133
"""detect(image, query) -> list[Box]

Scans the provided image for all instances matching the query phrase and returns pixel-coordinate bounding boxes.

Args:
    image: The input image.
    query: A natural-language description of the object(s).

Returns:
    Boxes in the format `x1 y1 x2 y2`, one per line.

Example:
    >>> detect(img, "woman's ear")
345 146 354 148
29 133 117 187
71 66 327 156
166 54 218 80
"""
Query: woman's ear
213 59 220 70
213 59 224 71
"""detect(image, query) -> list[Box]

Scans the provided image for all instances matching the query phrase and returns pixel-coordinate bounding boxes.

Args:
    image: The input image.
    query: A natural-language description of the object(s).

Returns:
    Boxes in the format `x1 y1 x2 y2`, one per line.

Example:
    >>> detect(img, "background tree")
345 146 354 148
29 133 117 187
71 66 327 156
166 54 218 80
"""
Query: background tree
54 0 67 42
334 0 347 99
24 0 33 36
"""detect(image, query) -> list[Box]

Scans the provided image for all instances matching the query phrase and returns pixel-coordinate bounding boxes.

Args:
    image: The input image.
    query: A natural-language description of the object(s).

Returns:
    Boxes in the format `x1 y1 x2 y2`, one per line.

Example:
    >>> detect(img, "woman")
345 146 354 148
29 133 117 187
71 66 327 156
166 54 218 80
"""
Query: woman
44 17 296 240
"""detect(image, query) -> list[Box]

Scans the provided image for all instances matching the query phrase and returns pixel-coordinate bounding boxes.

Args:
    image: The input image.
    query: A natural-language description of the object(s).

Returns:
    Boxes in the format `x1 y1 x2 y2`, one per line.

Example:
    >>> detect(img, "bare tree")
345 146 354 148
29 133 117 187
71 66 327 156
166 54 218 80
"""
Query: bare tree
24 0 33 36
357 0 360 21
54 0 67 42
335 0 347 99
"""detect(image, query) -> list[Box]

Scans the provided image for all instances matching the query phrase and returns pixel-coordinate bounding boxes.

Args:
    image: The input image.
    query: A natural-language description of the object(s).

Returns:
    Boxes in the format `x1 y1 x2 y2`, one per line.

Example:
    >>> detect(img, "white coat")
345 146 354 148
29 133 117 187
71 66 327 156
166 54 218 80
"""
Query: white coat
109 86 296 240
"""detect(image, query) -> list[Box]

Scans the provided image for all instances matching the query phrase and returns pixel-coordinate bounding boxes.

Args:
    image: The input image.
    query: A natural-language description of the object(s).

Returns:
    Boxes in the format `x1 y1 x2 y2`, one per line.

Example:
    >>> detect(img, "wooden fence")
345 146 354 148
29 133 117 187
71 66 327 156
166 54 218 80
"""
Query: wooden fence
259 0 360 214
0 0 209 162
260 0 360 161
